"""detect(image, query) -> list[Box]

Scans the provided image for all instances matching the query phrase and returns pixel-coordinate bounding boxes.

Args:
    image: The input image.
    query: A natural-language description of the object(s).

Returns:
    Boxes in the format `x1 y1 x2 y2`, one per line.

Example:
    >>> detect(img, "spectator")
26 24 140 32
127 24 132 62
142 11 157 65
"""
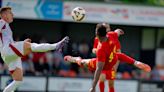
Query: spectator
151 66 161 80
78 40 90 58
32 52 49 75
159 38 164 48
122 71 132 79
71 42 79 56
131 70 140 79
52 51 70 76
21 55 35 75
140 71 151 80
78 67 93 78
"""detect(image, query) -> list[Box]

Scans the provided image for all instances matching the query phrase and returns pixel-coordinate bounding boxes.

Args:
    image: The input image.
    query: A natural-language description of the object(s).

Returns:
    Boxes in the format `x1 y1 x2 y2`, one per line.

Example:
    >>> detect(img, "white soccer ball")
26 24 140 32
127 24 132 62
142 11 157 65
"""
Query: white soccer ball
71 7 86 21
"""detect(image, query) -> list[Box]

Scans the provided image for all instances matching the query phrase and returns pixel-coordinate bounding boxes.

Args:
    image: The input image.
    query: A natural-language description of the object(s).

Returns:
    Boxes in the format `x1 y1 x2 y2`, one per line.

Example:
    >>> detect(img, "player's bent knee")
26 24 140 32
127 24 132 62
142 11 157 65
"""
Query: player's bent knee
14 76 23 81
99 74 106 81
24 41 31 49
108 80 114 87
12 75 23 81
23 42 32 55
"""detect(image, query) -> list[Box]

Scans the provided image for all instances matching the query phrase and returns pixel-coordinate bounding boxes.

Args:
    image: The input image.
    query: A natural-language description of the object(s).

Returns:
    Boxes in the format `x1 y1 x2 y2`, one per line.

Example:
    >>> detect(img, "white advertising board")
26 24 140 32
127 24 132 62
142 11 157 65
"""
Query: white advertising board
2 0 164 27
0 76 46 91
114 80 138 92
2 0 38 19
49 77 138 92
48 77 92 92
156 49 164 66
64 1 164 27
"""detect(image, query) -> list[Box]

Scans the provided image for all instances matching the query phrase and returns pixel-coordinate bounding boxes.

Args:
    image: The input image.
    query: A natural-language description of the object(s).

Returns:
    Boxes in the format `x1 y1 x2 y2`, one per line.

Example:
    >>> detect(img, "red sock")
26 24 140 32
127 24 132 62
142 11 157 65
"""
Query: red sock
99 81 105 92
109 87 114 92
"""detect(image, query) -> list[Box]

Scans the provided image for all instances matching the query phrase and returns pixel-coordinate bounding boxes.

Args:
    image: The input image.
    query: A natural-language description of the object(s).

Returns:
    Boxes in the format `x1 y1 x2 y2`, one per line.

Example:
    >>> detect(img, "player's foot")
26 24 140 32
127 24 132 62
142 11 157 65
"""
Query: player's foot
64 55 82 66
55 36 69 51
134 61 151 72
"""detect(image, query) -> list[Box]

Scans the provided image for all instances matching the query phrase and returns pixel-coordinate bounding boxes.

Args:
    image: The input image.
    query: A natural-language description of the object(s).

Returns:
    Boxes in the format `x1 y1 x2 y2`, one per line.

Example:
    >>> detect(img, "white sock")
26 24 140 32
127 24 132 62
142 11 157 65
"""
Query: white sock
134 61 140 65
3 80 22 92
31 43 57 52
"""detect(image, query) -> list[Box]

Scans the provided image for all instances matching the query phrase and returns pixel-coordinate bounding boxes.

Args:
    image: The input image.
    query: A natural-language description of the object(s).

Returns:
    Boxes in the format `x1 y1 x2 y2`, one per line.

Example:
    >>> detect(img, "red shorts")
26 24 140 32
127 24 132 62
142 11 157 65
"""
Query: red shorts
101 70 116 80
88 58 116 80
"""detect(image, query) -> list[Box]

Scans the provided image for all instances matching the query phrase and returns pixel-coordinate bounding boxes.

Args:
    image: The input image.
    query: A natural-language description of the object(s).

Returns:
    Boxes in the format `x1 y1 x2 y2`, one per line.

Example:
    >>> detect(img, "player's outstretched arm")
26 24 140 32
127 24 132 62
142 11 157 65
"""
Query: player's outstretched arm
116 53 151 72
92 37 98 54
116 53 135 64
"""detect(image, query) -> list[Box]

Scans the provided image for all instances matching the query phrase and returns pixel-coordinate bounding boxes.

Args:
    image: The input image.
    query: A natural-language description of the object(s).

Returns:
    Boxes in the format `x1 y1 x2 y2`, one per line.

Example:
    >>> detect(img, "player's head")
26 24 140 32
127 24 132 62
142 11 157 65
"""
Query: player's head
0 7 13 23
96 23 111 32
95 23 107 38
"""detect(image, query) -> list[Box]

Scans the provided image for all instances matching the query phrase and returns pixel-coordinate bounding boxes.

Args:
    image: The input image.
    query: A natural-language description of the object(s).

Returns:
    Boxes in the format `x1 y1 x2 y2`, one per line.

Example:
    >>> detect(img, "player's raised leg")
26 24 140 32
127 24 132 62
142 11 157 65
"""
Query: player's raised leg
116 53 151 72
23 36 69 55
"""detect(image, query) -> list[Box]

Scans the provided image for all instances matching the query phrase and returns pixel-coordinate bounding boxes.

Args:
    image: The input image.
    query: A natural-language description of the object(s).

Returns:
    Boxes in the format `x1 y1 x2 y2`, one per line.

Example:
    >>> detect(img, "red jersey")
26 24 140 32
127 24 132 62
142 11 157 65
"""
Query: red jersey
32 52 47 63
96 36 118 70
93 32 121 51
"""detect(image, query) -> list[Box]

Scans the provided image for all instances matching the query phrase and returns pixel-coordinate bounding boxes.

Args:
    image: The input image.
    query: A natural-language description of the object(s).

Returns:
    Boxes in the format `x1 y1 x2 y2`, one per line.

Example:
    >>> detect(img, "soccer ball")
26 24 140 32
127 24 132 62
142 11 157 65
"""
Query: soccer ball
71 7 86 21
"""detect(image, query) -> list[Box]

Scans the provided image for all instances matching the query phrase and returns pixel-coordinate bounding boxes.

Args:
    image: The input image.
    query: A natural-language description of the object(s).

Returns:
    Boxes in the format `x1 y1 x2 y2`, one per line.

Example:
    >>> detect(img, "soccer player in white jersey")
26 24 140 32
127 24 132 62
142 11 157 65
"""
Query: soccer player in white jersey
0 7 69 92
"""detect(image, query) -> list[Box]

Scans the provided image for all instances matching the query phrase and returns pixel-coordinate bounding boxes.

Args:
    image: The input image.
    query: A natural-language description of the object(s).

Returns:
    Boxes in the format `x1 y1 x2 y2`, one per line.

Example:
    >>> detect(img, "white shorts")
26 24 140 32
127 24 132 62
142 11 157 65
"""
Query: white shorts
1 41 24 71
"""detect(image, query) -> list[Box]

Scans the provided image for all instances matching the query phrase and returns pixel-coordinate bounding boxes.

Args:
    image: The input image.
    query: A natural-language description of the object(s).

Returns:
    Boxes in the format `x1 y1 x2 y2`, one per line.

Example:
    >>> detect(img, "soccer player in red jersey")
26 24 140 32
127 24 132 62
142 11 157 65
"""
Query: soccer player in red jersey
64 53 150 73
92 23 123 54
92 23 123 92
64 24 151 92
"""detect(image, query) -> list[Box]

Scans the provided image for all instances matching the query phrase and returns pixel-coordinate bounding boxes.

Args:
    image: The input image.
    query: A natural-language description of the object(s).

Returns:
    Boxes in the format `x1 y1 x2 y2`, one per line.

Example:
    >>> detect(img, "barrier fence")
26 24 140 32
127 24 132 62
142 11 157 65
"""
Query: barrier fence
0 75 163 92
2 0 164 27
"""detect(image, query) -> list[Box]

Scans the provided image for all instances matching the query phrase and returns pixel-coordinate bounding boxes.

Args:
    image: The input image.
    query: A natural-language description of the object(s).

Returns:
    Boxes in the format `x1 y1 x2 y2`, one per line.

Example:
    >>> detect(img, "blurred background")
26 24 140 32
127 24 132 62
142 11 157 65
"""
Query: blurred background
0 0 164 92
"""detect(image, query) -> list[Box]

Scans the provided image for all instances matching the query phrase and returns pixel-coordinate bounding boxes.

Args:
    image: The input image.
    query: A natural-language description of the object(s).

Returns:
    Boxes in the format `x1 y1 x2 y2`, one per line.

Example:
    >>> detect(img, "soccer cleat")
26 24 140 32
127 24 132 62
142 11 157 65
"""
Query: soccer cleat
55 36 69 51
134 61 151 72
64 55 82 66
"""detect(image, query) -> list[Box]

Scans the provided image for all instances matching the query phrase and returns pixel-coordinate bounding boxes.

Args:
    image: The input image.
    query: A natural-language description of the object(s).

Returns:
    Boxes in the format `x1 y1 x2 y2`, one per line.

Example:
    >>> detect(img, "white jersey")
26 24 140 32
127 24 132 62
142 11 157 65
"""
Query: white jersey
0 19 24 70
0 19 14 51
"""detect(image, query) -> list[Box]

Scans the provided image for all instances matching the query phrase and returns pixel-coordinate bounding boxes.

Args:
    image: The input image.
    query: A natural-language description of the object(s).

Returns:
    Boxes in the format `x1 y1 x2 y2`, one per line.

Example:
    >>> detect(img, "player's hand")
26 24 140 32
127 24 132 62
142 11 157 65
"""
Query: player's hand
114 28 124 36
89 87 95 92
92 48 97 54
24 38 31 42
